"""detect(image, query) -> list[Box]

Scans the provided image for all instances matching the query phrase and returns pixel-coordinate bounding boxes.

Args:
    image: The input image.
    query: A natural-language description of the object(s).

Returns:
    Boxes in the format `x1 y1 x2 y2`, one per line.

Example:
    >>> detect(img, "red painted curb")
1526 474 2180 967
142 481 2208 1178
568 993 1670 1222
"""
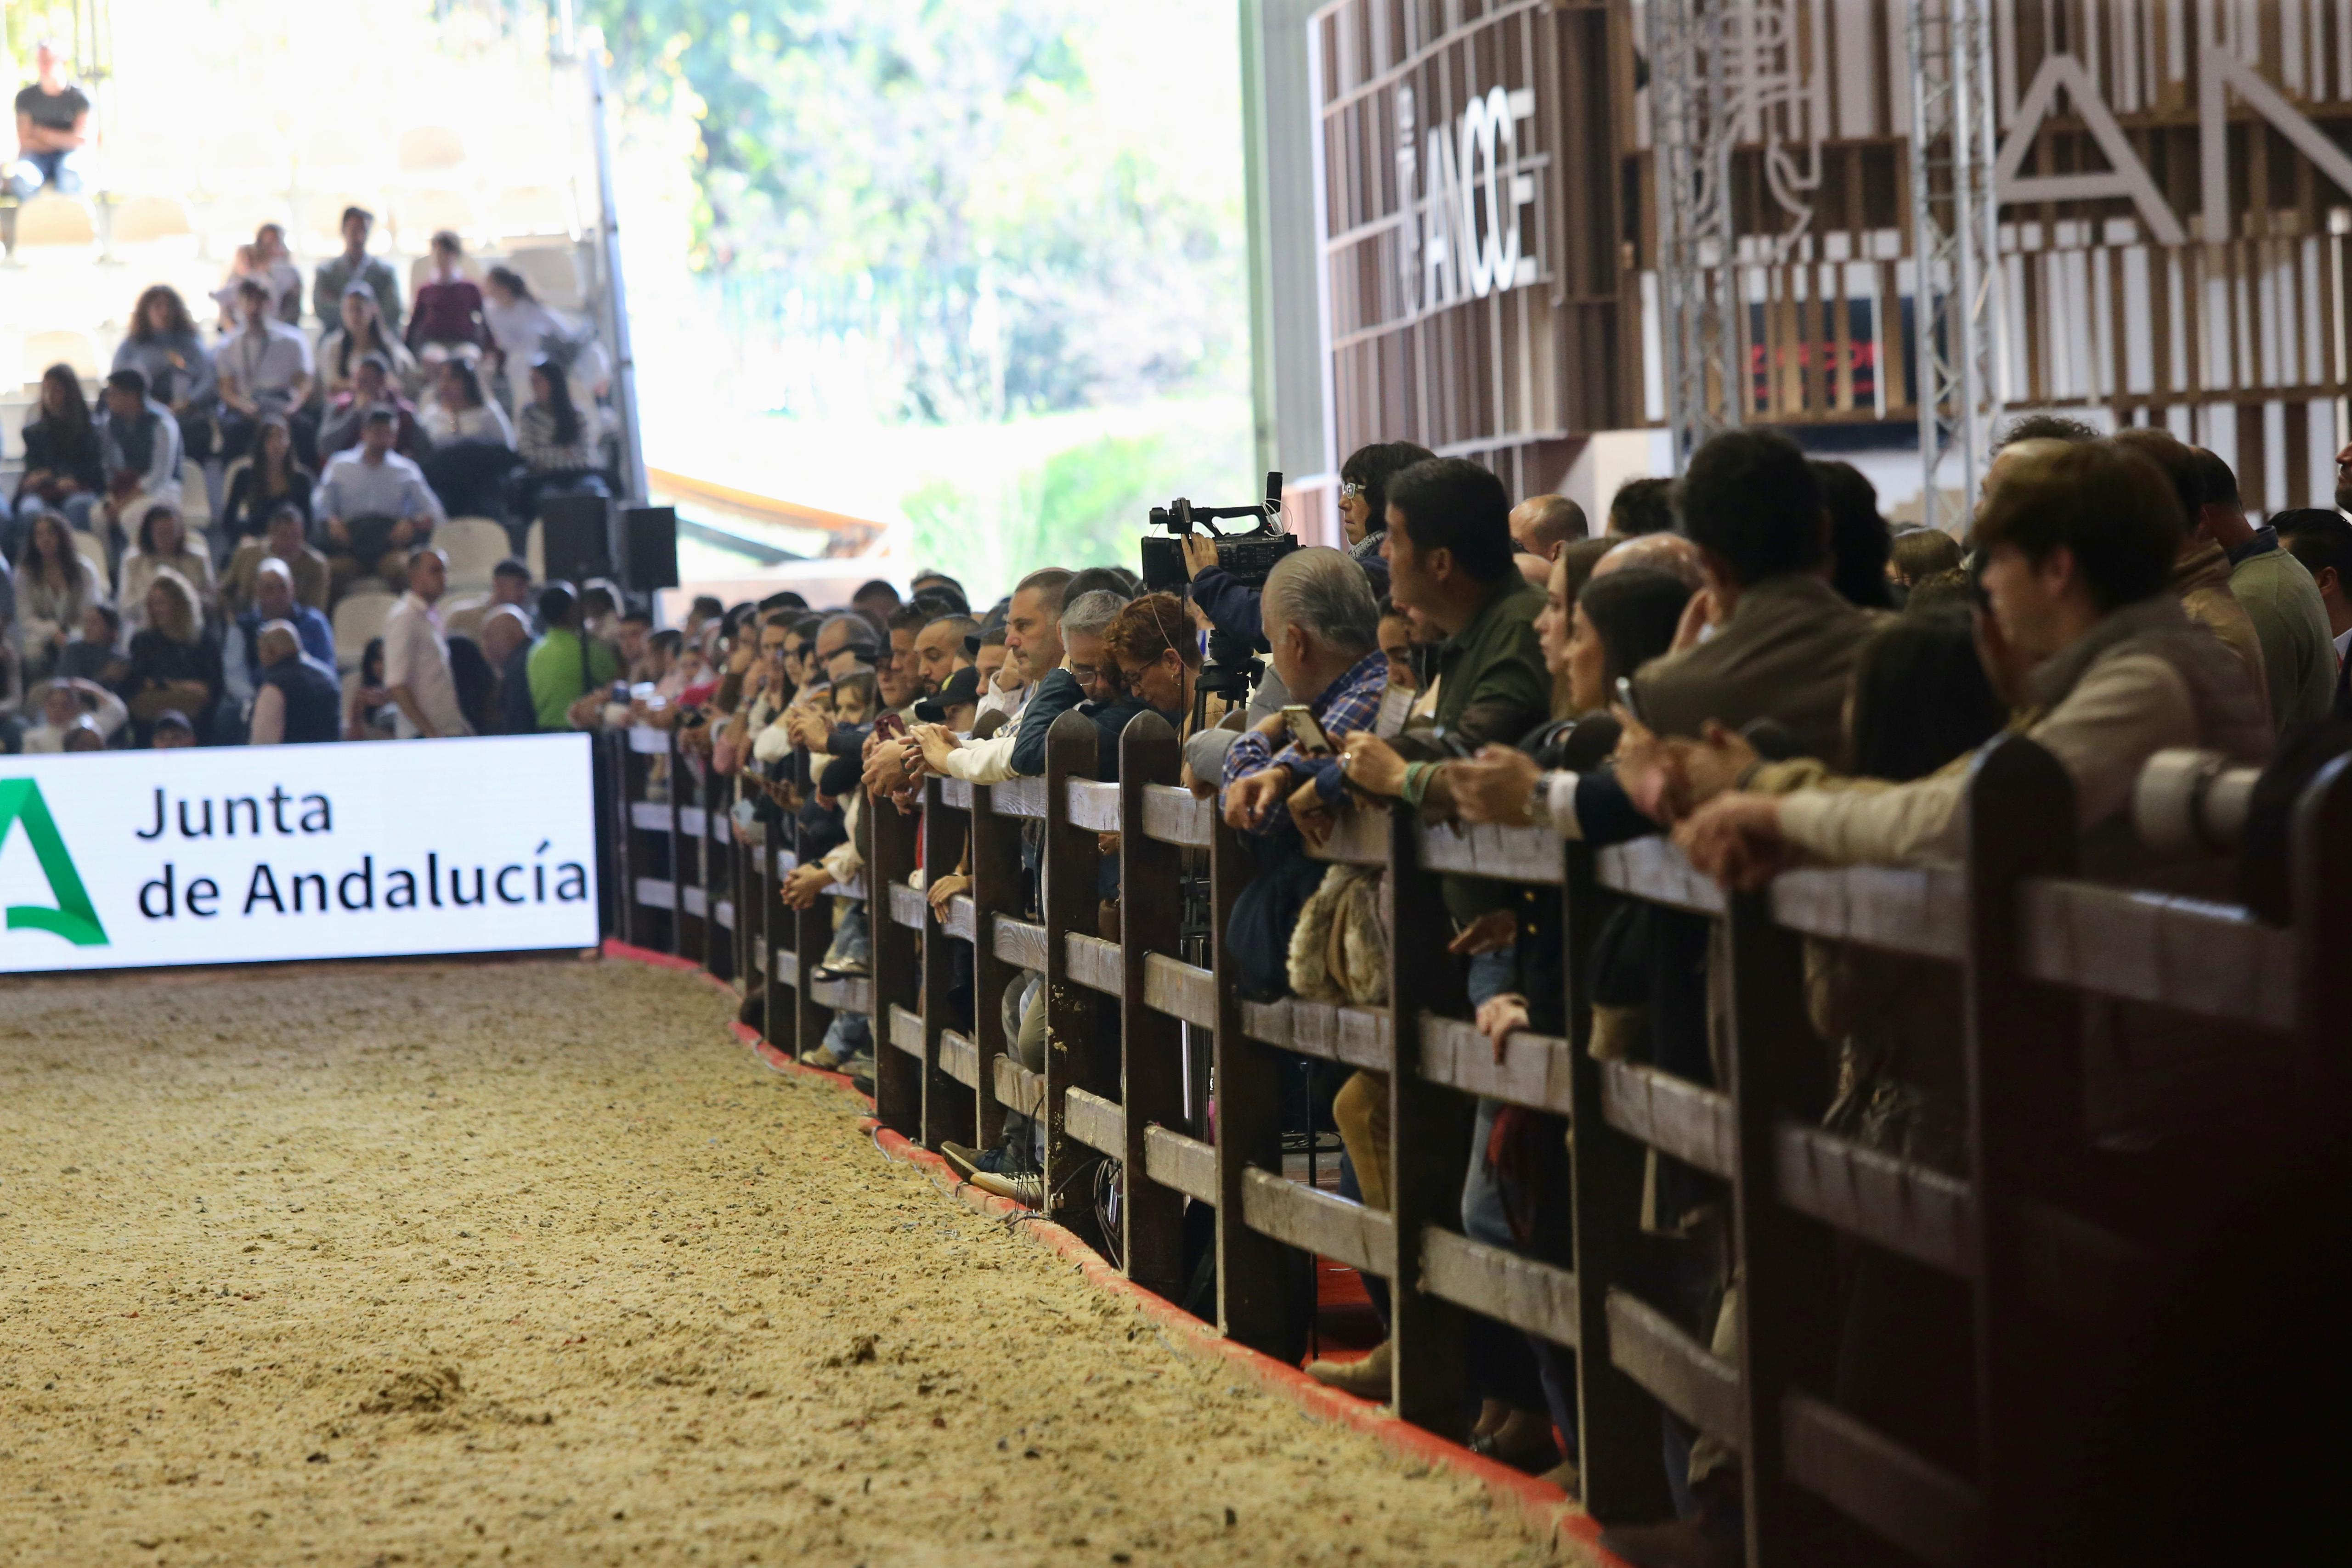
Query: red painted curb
605 941 1621 1564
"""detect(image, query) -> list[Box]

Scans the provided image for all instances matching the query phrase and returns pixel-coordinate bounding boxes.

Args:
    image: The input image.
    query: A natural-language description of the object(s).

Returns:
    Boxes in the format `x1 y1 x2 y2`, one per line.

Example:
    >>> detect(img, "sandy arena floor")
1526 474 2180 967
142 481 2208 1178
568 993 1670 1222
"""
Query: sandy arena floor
0 956 1574 1567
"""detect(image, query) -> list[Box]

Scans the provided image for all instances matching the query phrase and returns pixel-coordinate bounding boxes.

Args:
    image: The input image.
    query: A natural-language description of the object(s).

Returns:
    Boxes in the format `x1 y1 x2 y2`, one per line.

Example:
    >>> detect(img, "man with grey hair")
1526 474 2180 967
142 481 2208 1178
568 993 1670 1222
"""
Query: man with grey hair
247 621 342 745
812 611 880 679
1221 547 1388 836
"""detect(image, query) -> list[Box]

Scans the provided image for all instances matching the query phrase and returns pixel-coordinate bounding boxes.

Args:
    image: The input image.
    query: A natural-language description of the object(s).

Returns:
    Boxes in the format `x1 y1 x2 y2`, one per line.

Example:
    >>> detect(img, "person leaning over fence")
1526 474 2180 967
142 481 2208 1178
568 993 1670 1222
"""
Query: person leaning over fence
911 569 1070 785
2190 446 2335 733
1673 437 2274 884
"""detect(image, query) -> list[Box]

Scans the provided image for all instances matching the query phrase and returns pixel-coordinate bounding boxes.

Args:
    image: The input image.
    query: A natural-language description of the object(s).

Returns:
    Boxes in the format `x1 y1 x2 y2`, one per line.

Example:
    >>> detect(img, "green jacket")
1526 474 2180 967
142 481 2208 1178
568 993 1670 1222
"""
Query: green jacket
527 628 621 731
1392 573 1550 920
2228 542 2336 732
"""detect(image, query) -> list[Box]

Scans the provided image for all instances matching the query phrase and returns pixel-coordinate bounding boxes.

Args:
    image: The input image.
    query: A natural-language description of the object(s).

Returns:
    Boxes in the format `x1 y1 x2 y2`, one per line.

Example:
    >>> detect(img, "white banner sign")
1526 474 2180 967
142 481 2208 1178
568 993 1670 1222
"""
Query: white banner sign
0 735 600 975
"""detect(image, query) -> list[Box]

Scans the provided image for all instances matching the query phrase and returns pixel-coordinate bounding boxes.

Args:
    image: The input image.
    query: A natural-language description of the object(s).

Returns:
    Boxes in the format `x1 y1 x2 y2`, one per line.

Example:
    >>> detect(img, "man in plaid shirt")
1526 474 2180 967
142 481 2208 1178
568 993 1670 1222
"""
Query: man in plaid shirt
1220 549 1390 837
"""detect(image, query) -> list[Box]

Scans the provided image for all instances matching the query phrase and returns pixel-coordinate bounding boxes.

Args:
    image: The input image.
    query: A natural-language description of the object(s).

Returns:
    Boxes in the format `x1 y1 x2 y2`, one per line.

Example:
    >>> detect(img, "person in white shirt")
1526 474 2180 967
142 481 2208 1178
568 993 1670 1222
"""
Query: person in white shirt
317 408 446 595
380 548 470 739
19 677 125 752
215 278 317 463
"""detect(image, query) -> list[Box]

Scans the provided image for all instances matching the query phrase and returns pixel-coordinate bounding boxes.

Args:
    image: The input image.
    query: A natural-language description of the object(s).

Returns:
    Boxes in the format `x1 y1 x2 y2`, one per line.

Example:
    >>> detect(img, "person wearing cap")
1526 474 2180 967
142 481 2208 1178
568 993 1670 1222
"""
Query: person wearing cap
149 709 197 748
20 676 125 753
914 665 981 732
94 369 184 546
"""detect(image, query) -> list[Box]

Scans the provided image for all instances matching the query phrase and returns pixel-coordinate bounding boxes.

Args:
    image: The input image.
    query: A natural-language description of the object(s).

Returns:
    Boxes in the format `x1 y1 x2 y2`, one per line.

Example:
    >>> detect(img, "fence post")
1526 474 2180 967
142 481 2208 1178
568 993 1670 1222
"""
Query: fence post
1724 888 1840 1562
920 779 974 1151
762 828 788 1053
1563 839 1676 1523
1384 808 1472 1436
1962 736 2080 1560
610 732 639 948
968 781 1022 1157
1210 811 1294 1356
1118 715 1187 1297
1042 711 1104 1230
867 794 922 1134
701 753 731 981
793 843 836 1069
2292 754 2352 1106
665 732 690 959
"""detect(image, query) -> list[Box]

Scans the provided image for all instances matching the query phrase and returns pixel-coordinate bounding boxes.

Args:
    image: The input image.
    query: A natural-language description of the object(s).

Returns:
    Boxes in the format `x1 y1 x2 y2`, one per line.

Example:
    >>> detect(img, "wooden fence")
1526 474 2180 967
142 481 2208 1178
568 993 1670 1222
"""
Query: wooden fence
604 712 2352 1566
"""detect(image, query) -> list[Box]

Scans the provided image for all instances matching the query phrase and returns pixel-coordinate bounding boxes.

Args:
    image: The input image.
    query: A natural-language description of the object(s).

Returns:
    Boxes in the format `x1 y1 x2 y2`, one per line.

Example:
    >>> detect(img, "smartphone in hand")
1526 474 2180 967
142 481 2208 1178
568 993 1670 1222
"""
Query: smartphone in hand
1281 704 1334 757
874 710 909 743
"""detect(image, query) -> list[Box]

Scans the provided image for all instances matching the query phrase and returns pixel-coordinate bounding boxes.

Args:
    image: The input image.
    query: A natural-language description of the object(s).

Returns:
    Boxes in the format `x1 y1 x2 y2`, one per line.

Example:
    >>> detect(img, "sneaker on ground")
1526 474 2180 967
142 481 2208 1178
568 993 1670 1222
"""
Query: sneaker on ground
969 1169 1044 1207
797 1045 847 1070
939 1141 986 1180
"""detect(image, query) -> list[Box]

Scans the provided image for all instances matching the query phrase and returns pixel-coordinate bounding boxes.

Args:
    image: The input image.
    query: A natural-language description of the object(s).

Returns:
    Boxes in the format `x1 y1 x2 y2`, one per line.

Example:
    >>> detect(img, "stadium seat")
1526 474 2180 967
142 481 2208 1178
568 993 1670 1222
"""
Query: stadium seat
439 516 510 592
391 188 477 247
501 244 584 310
396 126 467 175
24 328 102 382
333 589 399 672
10 194 98 251
200 129 294 194
525 518 544 580
495 185 575 239
73 528 111 594
108 195 195 246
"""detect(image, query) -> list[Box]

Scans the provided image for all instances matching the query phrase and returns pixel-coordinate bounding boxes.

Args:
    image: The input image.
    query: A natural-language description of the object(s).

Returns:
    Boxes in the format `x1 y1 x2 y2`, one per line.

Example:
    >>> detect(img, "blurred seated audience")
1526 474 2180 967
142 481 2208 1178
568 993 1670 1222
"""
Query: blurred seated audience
113 286 216 467
317 408 445 594
219 418 314 544
216 278 317 464
56 602 127 687
8 364 102 553
320 354 428 462
318 282 420 402
93 370 184 550
117 502 215 631
123 569 221 744
224 504 328 617
345 636 396 740
313 207 405 339
12 511 105 685
407 231 490 359
19 676 126 753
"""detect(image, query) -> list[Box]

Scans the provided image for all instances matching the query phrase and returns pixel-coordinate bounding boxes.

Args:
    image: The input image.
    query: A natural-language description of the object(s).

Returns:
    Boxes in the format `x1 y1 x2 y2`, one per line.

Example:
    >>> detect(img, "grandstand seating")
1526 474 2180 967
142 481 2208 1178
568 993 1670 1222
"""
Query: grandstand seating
331 589 398 671
439 516 511 592
73 530 111 593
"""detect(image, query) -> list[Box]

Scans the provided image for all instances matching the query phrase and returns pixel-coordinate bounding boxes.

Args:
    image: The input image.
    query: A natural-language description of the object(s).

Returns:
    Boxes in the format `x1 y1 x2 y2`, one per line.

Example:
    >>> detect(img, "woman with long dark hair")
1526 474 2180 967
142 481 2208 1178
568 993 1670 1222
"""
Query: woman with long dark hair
317 280 419 399
9 364 102 553
218 413 313 541
516 357 591 473
11 509 106 684
113 285 216 462
118 502 218 629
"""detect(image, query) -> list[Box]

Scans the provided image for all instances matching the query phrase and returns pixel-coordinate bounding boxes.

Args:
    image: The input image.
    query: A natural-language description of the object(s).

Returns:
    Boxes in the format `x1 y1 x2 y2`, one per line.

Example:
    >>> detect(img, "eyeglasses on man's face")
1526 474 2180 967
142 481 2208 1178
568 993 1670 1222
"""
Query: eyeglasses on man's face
1340 480 1365 500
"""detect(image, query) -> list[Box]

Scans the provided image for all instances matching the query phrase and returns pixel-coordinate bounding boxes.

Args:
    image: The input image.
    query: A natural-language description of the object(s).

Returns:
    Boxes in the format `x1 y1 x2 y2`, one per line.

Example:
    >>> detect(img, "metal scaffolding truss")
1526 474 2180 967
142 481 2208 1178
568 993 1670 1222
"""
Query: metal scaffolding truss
1907 0 2004 536
1649 0 1742 471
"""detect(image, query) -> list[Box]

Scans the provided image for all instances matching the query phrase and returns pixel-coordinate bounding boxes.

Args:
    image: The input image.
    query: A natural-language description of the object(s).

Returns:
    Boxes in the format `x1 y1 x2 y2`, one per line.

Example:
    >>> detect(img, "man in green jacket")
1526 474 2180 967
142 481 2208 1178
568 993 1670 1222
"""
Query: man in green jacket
527 581 621 732
2189 450 2335 731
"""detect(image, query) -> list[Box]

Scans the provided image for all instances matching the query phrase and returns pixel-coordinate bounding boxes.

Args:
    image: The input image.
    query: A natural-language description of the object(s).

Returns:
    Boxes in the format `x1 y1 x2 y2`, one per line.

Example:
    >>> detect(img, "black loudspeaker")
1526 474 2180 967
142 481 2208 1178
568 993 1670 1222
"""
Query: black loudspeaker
622 505 680 591
540 494 613 586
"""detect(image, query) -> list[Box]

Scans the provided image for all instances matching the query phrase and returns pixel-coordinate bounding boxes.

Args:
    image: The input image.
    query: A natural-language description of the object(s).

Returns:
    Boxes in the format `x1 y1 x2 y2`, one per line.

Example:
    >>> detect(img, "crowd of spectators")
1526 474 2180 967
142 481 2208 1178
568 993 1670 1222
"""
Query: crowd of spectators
3 46 617 752
568 422 2325 1568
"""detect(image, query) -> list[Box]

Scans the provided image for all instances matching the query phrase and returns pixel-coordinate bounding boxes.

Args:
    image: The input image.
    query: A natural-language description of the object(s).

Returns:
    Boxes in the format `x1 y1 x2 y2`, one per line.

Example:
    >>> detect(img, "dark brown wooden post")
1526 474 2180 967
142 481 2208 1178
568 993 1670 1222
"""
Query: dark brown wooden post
919 779 973 1151
1211 811 1291 1354
1724 887 1838 1564
1119 714 1187 1297
1042 711 1103 1229
968 781 1022 1155
1962 736 2080 1560
2291 753 2352 1106
1564 840 1675 1523
762 826 786 1052
610 733 639 948
701 755 732 982
667 730 690 959
793 850 836 1069
868 795 922 1134
1385 807 1471 1437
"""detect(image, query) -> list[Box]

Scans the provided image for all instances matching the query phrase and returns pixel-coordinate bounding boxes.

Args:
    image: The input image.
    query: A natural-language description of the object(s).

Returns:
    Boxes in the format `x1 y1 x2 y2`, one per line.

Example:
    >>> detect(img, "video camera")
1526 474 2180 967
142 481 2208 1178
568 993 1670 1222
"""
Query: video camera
1139 470 1296 593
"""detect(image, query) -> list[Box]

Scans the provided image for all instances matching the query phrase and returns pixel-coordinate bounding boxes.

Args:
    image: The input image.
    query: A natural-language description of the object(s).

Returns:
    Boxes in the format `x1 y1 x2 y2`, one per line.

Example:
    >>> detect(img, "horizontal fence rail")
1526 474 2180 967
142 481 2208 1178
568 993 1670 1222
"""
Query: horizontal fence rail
605 718 2352 1566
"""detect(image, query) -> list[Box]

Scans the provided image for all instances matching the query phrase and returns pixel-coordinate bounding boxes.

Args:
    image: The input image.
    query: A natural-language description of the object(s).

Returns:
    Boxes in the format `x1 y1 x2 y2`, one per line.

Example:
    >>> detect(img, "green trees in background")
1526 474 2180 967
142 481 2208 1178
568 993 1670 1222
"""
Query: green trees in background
582 0 1242 429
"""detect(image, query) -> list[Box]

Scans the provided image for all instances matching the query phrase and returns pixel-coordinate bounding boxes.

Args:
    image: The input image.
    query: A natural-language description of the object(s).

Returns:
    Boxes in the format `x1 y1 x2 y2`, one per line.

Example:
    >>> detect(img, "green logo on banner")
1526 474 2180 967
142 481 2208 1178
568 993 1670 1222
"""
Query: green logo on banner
0 778 109 946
